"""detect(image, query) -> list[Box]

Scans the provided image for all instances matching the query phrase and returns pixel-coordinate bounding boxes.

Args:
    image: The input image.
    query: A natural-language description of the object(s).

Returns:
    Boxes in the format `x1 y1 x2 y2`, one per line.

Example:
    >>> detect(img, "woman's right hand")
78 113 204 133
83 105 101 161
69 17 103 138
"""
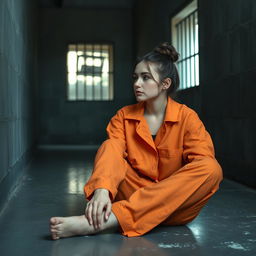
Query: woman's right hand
85 188 112 230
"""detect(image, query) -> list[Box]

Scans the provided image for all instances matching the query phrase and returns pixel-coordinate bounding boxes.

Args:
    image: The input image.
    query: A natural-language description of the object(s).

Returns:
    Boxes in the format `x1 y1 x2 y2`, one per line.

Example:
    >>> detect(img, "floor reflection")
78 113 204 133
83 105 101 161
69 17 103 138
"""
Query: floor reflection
67 166 89 195
51 226 202 256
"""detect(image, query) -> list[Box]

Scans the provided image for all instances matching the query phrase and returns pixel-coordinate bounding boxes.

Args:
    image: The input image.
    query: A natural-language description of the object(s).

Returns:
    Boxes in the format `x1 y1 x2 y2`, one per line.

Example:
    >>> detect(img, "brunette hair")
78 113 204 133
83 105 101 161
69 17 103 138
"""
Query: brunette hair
134 42 180 96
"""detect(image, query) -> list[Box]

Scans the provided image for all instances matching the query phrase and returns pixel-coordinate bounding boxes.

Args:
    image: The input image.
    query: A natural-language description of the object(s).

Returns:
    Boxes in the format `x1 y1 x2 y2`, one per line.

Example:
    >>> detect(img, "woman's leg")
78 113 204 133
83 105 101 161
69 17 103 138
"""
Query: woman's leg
50 157 223 239
111 157 223 237
49 161 151 240
50 139 128 240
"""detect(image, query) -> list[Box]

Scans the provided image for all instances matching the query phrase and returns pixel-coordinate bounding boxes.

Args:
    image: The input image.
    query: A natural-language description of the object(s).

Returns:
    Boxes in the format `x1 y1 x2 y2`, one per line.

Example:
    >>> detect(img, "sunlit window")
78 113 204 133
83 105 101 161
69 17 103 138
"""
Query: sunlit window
67 44 114 101
171 0 199 89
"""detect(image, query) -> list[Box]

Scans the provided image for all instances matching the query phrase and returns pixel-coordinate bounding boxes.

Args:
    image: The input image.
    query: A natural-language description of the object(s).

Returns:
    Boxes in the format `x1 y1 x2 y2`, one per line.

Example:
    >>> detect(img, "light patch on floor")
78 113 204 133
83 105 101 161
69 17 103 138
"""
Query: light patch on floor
158 243 196 249
223 241 249 251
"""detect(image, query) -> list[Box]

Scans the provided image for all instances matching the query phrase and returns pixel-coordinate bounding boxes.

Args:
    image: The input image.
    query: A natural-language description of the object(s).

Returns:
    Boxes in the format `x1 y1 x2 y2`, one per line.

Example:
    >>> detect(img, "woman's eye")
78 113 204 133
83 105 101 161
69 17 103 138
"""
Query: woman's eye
132 75 137 81
143 76 150 80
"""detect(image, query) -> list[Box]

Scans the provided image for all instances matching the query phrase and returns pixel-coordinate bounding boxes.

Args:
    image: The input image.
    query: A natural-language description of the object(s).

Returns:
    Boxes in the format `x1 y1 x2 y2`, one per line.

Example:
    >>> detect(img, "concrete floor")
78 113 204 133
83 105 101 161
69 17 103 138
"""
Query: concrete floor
0 149 255 256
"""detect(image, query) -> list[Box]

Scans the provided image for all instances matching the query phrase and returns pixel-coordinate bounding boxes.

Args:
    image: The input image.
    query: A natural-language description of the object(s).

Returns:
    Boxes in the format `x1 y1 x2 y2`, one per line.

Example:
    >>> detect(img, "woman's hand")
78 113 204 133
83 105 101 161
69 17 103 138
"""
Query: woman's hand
85 188 112 230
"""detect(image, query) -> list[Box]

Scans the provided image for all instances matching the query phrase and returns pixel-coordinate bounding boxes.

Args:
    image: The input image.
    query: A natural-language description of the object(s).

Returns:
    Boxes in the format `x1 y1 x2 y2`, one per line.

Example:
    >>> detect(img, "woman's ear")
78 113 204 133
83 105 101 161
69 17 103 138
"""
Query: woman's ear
162 78 172 90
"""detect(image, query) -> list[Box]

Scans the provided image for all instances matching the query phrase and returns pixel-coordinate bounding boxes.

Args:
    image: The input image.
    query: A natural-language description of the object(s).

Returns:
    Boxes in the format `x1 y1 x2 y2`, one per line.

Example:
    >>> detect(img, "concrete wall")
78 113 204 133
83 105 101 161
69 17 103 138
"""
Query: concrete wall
0 0 38 210
199 0 256 188
134 0 256 188
38 7 135 145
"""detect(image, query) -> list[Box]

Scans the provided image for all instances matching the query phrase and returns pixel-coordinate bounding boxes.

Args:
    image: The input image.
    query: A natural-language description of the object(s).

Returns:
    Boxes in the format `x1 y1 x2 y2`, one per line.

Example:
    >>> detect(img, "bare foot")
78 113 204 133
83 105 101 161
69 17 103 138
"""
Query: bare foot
50 212 119 240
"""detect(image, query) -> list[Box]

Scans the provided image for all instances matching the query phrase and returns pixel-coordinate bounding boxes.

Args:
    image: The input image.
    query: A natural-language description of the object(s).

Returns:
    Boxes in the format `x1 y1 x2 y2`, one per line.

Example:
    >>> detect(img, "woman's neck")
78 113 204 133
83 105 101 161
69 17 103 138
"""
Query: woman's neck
144 94 168 117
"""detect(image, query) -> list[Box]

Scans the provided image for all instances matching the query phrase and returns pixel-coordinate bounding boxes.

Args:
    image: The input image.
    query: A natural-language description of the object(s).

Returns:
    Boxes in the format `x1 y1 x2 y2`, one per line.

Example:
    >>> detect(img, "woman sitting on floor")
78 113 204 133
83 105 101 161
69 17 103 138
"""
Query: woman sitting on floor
50 42 223 239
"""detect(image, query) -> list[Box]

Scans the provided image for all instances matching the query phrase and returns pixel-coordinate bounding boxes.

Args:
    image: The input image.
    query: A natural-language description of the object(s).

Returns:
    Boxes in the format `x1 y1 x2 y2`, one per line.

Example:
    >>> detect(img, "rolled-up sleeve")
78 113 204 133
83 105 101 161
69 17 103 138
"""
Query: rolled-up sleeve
84 109 128 201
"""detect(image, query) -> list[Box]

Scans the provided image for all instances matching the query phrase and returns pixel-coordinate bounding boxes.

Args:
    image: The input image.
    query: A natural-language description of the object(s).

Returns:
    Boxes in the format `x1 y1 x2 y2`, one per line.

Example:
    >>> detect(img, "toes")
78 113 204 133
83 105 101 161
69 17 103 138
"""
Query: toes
50 217 57 225
51 230 61 240
50 217 64 227
51 232 57 240
53 234 60 240
50 217 60 225
50 218 64 240
51 229 57 239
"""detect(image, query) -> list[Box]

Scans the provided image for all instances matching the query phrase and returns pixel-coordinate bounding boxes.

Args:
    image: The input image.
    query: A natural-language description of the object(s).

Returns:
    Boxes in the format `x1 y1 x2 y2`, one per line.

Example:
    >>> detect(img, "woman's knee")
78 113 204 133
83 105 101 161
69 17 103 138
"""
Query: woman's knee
199 157 223 188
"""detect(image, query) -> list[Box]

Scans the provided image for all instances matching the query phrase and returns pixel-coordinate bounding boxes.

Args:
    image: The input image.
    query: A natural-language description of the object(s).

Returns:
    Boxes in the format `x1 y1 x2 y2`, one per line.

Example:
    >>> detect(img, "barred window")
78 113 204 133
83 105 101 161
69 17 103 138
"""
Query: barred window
67 44 114 101
171 0 199 89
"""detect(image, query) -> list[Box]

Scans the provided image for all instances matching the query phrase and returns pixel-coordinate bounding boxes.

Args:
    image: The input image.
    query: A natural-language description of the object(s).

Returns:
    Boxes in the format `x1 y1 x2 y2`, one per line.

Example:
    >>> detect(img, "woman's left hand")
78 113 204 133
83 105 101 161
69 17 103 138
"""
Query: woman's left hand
85 188 112 230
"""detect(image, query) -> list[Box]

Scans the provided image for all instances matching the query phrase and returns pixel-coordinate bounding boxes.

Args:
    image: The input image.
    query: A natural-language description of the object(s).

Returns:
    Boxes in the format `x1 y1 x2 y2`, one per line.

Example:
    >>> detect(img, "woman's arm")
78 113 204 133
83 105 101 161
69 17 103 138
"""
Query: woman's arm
183 111 215 163
84 109 128 228
84 109 127 201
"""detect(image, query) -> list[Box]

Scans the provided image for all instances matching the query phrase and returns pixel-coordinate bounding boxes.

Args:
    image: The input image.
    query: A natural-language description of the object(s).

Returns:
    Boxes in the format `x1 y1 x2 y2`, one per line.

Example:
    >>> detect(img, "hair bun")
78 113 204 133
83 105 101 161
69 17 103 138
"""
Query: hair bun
154 42 179 62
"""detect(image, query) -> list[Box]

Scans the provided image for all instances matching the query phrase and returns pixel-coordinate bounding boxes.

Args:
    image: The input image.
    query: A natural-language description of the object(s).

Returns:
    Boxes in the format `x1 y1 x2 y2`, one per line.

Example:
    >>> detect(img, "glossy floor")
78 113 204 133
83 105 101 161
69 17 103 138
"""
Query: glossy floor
0 150 255 256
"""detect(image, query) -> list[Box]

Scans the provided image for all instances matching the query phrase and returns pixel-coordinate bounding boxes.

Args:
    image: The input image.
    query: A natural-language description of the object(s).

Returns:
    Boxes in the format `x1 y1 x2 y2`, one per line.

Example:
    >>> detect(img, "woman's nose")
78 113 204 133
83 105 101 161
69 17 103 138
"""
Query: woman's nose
134 79 142 88
134 83 140 88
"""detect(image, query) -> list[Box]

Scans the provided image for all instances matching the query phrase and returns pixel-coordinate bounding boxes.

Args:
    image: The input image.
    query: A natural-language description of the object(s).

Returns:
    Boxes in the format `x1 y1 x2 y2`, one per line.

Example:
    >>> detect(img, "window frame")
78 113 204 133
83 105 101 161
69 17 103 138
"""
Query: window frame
171 0 199 90
65 41 115 102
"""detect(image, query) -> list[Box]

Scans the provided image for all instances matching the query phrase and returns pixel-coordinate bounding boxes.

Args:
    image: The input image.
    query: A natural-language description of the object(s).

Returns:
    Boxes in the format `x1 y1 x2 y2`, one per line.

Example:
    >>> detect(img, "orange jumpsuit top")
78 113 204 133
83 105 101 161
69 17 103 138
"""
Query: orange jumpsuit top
84 96 215 201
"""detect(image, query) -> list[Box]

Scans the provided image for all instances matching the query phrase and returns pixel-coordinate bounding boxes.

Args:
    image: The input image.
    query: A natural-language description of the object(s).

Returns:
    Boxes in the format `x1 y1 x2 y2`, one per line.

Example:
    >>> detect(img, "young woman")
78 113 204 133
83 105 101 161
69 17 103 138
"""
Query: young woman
50 42 223 239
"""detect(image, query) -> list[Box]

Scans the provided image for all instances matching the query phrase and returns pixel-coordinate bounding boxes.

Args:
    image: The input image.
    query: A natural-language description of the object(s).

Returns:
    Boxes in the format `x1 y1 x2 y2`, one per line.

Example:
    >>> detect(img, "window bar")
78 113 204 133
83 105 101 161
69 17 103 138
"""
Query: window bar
86 44 89 99
83 44 86 100
188 15 191 88
108 46 111 99
182 21 185 89
191 12 194 86
180 22 182 89
184 18 187 89
196 11 199 86
67 46 69 100
111 45 114 100
92 44 95 100
85 44 87 100
193 12 196 86
178 23 182 89
187 16 190 88
184 18 186 88
192 13 195 86
195 12 199 53
191 14 194 88
100 44 103 100
186 16 189 88
188 14 191 88
176 23 180 89
177 23 181 89
76 44 78 100
184 19 187 89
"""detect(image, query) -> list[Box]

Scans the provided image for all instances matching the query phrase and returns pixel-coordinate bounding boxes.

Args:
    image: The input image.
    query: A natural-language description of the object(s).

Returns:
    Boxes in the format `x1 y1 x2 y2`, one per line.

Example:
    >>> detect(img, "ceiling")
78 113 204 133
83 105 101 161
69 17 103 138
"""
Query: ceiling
39 0 136 9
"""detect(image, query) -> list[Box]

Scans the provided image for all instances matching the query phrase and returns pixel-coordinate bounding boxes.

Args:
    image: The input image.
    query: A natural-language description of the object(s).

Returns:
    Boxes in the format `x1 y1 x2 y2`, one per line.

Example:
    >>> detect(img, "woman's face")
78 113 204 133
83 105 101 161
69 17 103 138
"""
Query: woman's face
132 61 165 102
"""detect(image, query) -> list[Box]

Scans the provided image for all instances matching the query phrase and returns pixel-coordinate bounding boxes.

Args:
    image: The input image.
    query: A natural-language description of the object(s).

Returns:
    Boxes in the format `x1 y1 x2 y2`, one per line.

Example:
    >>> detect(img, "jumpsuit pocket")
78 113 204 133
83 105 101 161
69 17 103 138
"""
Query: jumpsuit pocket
158 148 183 158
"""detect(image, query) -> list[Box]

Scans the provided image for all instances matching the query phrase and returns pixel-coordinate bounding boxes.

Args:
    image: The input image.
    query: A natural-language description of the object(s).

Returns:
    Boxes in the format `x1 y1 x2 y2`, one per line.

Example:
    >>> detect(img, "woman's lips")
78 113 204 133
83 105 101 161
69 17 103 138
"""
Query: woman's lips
135 91 143 95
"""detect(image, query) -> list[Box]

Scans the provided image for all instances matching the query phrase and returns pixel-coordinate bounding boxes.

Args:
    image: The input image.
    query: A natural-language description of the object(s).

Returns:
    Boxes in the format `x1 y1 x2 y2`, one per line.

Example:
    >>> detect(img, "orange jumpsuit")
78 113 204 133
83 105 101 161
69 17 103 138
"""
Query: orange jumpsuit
84 97 223 237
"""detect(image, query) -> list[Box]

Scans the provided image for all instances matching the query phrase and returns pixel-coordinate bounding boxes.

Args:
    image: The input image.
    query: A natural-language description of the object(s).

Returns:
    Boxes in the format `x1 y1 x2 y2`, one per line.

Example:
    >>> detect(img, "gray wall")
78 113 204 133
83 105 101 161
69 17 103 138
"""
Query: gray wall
134 0 256 188
0 0 38 210
38 7 135 145
199 0 256 188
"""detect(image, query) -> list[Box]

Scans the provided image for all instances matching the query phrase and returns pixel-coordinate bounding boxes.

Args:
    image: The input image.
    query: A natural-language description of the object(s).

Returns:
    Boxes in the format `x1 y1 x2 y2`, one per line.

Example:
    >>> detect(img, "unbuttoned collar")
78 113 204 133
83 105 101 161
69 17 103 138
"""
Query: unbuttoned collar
124 97 181 122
